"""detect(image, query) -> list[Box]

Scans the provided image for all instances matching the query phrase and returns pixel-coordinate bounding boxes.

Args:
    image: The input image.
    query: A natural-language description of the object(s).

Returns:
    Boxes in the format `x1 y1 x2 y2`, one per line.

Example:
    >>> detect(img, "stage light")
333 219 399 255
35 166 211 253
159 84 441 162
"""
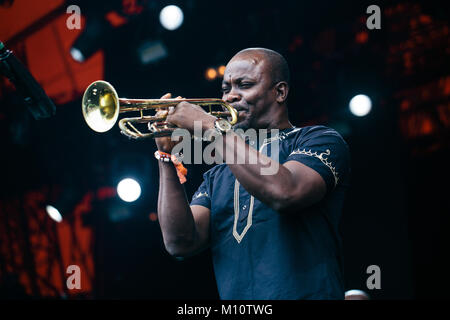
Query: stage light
159 5 184 30
137 40 168 65
70 17 110 62
46 205 63 223
117 178 141 202
70 47 85 63
349 94 372 117
205 68 217 81
217 65 226 76
108 206 132 222
46 187 81 222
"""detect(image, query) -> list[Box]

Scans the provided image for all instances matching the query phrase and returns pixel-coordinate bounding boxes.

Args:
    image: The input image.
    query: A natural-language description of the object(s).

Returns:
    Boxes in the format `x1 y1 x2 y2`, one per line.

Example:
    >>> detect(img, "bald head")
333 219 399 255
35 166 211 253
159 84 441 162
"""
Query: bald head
222 48 291 130
231 48 290 86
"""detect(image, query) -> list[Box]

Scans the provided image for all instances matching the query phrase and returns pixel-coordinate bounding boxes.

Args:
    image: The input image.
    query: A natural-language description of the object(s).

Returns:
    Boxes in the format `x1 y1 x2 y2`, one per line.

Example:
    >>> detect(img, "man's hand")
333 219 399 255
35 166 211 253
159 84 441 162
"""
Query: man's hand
154 93 183 153
166 101 216 133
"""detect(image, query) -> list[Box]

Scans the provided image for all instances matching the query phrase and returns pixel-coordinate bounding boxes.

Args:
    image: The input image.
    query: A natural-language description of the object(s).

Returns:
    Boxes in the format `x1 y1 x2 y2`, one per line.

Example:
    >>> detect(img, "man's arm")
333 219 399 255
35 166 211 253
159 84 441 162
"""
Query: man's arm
157 161 210 257
165 102 328 213
154 93 210 257
217 131 327 213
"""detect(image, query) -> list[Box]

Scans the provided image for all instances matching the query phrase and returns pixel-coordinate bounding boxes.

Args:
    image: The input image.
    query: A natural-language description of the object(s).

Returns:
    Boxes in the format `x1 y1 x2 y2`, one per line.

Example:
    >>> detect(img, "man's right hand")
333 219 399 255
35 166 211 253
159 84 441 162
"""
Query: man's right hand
154 93 183 153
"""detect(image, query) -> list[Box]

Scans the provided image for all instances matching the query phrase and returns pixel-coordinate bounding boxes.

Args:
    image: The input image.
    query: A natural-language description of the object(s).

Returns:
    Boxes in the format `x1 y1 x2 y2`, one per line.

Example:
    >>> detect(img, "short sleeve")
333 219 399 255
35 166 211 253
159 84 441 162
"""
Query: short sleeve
286 127 350 193
190 171 212 209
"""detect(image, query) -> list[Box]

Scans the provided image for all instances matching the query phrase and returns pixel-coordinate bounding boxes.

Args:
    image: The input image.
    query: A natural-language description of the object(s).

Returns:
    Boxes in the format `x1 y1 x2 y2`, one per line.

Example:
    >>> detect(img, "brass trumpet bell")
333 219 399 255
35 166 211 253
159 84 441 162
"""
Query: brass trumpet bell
82 80 120 133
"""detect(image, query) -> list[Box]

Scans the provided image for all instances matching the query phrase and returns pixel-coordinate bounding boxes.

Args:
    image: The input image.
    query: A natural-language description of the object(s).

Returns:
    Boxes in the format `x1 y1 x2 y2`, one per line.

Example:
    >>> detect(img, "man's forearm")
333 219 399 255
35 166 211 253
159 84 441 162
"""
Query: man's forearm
215 131 298 211
157 162 197 255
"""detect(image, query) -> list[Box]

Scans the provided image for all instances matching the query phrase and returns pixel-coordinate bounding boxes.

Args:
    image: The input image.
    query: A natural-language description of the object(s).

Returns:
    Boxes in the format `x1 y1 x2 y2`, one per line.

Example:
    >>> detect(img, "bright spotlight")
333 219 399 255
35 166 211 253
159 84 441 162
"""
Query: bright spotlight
46 205 63 223
349 94 372 117
217 65 226 76
70 47 85 62
117 178 141 202
159 5 184 30
205 67 217 81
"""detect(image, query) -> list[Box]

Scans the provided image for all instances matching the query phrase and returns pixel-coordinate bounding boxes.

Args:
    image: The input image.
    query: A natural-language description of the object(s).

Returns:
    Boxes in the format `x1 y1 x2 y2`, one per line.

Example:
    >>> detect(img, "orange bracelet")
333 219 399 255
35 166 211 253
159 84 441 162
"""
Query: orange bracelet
155 151 188 184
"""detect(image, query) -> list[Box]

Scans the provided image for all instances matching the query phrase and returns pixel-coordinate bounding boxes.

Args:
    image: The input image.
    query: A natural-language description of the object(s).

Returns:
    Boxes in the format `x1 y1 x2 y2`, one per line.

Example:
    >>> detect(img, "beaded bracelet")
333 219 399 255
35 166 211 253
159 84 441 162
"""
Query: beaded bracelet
154 151 187 184
154 150 171 162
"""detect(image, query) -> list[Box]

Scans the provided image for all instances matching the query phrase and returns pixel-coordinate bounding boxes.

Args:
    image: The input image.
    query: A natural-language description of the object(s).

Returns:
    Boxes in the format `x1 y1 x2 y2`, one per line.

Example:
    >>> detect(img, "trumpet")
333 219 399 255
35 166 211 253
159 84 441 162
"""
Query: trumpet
81 80 238 139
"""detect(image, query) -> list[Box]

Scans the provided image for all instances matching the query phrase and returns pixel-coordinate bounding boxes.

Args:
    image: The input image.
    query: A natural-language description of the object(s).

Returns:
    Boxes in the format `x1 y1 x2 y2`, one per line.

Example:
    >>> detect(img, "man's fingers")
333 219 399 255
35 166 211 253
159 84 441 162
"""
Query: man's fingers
167 97 184 115
155 93 173 117
155 110 168 117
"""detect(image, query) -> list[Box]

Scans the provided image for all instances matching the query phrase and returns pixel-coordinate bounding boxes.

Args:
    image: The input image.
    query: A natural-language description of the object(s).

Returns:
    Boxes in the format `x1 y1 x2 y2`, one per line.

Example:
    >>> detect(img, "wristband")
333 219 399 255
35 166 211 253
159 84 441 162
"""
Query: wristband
154 150 171 162
154 151 187 184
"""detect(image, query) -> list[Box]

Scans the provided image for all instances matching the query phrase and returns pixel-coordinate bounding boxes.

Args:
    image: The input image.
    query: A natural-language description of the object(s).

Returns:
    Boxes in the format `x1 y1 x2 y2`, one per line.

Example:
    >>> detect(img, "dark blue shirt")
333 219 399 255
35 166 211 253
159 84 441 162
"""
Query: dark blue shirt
190 126 351 299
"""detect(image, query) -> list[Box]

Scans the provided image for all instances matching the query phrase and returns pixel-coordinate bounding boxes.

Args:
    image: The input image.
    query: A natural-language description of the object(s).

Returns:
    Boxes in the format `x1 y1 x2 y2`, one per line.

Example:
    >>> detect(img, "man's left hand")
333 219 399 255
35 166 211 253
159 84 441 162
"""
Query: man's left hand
166 101 216 133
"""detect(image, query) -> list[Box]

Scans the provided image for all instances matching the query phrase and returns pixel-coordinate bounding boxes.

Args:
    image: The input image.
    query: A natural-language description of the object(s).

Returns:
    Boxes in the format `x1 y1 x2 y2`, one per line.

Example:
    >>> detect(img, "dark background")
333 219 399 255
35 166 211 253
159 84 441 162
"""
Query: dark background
0 0 449 299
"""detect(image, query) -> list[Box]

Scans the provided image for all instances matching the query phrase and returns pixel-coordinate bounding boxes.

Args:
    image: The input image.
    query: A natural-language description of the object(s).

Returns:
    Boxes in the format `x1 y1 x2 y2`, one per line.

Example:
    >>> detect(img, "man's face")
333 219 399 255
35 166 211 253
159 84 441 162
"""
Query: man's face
221 55 277 130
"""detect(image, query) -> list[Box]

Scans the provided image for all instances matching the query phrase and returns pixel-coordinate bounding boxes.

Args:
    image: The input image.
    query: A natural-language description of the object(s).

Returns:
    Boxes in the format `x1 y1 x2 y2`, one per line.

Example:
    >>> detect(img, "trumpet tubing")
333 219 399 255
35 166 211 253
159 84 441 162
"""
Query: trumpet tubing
82 80 238 139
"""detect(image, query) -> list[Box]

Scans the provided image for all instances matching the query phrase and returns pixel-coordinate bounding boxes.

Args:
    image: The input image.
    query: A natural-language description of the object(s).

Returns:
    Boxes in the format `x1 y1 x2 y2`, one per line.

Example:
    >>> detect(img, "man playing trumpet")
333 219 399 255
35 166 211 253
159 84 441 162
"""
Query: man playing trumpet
155 48 350 300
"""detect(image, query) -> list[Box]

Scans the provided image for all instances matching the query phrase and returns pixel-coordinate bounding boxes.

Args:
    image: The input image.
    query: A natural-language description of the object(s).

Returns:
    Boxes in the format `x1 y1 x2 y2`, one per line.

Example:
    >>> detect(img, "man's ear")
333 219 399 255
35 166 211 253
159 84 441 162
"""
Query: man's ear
275 81 289 103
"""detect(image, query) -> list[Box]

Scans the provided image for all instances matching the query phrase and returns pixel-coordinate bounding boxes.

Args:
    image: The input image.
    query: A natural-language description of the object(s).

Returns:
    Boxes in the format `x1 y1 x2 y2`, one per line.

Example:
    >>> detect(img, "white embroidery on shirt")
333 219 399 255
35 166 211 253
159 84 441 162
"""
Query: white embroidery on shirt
194 191 209 199
289 148 339 186
233 127 300 243
233 179 254 243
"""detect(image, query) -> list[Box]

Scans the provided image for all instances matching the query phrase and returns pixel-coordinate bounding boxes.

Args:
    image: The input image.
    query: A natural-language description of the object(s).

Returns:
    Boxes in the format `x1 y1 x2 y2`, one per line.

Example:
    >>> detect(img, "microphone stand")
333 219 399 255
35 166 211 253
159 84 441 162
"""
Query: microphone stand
0 41 56 120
